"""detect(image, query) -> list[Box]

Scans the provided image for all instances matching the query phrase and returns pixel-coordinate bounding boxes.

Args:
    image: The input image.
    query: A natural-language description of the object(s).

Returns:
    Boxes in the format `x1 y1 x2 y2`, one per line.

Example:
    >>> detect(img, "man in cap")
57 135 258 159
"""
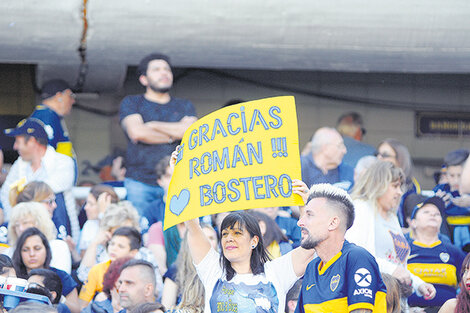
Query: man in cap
31 79 76 161
119 53 197 213
0 118 79 243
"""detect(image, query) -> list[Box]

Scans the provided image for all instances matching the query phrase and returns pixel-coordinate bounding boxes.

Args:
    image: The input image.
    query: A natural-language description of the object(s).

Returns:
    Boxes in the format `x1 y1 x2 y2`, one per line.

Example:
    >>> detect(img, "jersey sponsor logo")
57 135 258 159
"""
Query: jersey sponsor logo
353 288 373 298
440 252 450 263
306 284 315 291
330 274 340 292
354 268 372 287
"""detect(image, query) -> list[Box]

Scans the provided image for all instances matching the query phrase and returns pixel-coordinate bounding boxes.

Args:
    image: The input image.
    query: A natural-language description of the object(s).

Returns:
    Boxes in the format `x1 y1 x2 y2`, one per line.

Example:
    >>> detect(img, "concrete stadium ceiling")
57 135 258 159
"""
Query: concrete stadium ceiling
1 0 470 92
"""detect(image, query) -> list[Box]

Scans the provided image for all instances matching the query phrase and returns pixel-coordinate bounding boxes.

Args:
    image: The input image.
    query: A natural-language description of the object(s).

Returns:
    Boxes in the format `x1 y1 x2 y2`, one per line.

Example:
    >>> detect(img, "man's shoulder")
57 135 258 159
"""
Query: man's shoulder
342 240 377 262
45 146 73 163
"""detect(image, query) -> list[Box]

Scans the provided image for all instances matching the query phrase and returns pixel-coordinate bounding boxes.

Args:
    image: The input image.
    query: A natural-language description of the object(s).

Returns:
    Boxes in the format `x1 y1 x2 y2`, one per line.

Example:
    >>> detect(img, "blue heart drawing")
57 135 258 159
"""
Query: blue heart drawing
170 189 190 216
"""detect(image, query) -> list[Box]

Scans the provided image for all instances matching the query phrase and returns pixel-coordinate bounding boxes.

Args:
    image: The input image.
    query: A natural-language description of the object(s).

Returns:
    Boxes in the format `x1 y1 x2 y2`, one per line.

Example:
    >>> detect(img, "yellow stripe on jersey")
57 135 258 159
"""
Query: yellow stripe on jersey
304 296 348 312
407 263 457 286
412 240 442 248
318 251 342 275
303 292 387 313
56 141 73 158
446 216 470 225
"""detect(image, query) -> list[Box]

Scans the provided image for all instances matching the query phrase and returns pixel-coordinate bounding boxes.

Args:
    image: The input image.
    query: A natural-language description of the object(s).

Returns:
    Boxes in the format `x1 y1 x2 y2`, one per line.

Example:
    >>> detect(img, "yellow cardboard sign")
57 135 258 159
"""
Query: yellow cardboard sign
164 96 302 230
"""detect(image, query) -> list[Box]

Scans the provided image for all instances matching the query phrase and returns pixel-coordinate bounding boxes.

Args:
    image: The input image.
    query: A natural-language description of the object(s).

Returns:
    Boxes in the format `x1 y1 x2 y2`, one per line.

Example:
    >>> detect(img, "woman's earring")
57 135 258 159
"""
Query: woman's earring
251 245 256 249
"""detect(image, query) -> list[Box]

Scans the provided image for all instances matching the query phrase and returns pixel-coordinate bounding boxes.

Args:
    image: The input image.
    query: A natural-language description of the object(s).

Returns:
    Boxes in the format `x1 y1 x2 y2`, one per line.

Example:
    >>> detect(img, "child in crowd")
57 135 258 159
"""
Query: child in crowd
433 149 470 250
78 226 141 309
72 184 118 263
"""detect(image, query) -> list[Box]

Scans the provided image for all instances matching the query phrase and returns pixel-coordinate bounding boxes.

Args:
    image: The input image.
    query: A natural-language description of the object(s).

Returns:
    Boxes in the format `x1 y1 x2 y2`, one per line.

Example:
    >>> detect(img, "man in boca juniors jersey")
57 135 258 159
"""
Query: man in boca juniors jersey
295 184 387 313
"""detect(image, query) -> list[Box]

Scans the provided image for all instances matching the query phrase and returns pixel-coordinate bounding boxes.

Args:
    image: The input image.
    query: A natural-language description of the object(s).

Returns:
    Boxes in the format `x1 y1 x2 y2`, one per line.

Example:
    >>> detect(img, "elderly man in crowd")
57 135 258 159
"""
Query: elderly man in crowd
301 127 354 190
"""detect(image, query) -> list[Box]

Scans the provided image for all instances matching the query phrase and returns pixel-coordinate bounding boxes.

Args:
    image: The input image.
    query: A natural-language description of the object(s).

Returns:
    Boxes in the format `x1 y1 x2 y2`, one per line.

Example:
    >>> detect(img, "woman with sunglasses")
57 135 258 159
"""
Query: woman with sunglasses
376 138 420 229
10 181 57 219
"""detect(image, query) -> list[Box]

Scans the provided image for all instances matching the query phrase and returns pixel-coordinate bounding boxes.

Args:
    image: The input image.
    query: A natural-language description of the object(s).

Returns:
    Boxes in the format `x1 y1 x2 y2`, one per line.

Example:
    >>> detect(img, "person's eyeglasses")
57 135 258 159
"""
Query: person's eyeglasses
41 198 56 206
26 282 53 300
375 152 396 159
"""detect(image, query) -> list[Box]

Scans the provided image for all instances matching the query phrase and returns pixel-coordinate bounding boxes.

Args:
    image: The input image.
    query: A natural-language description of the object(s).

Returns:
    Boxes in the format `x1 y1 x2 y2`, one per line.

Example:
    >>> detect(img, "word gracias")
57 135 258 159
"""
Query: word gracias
188 106 282 149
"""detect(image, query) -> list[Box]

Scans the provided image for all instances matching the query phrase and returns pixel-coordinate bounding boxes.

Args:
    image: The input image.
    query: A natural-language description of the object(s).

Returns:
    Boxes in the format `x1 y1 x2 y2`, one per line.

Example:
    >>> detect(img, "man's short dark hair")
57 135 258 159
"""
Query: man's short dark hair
121 259 156 287
23 134 48 147
112 226 142 251
336 111 364 127
29 268 63 304
308 184 355 230
137 53 171 77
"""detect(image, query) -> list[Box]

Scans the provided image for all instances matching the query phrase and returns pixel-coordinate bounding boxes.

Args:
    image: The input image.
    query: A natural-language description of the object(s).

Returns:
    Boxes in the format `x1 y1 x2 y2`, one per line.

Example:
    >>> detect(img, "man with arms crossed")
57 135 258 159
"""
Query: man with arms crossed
120 53 196 213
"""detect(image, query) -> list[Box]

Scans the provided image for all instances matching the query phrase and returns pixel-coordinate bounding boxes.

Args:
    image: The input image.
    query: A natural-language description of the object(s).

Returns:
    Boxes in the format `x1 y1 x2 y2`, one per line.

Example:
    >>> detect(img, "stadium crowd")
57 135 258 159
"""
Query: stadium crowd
0 53 470 313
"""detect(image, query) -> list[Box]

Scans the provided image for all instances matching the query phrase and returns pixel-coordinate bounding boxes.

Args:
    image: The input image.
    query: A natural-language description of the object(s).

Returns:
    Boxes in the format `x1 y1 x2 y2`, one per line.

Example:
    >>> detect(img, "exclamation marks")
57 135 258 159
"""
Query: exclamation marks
271 137 288 158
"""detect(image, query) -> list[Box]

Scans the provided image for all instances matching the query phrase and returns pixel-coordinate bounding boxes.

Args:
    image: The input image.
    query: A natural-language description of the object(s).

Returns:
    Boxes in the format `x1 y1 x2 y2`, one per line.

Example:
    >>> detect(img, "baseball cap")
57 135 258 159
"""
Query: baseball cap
4 118 48 141
444 149 469 167
410 196 446 220
40 79 71 100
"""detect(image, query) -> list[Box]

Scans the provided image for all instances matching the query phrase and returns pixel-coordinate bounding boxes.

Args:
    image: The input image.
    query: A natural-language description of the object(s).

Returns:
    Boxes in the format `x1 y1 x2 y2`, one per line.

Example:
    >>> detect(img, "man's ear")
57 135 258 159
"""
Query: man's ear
129 249 139 258
138 75 148 87
144 282 154 298
51 291 58 302
328 216 340 231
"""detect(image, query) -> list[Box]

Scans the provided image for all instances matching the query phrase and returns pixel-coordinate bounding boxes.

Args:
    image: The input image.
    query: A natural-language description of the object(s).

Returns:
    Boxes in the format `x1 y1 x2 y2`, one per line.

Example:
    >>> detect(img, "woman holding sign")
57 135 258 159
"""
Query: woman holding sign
185 201 312 313
173 142 313 313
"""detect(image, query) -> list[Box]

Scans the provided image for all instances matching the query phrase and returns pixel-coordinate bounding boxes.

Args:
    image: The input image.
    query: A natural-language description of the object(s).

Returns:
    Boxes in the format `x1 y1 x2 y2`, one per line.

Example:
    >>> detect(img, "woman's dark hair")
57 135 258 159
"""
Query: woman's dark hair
102 256 133 298
219 211 270 281
129 302 166 313
12 227 52 279
248 211 288 247
0 255 14 275
456 253 470 313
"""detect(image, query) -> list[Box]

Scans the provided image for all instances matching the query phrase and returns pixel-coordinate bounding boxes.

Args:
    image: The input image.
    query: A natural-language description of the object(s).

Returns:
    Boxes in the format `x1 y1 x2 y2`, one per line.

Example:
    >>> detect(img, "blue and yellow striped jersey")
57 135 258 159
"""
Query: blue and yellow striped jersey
407 238 465 307
296 240 387 313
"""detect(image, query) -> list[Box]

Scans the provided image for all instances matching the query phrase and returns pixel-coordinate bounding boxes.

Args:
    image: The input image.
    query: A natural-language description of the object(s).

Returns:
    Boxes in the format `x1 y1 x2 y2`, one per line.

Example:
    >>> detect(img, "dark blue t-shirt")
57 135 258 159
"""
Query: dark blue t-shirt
119 95 196 185
50 267 77 296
